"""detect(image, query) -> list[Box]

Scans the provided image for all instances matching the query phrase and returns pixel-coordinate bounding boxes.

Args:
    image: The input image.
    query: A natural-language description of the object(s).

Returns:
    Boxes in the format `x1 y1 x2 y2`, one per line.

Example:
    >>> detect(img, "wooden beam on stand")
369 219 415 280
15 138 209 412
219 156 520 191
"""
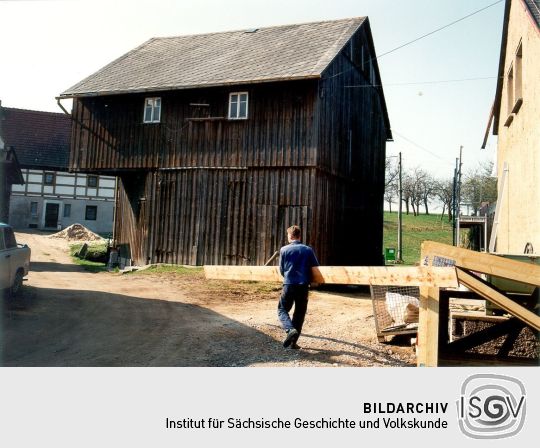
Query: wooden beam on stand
456 268 540 331
204 265 458 288
422 241 540 286
417 286 440 367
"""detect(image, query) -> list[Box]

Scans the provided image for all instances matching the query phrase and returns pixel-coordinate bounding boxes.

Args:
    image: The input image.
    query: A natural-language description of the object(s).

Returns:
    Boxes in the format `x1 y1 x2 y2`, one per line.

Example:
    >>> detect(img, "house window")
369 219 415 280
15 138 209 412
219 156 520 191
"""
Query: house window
87 175 98 188
44 172 55 185
513 42 523 113
143 97 161 123
228 92 248 119
30 202 38 218
63 204 71 218
85 205 97 221
505 64 514 126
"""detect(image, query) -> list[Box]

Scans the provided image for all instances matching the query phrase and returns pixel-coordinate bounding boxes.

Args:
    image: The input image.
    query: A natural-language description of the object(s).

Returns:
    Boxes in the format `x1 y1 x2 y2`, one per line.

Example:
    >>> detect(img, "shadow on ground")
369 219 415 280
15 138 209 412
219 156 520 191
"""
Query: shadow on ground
1 285 411 367
30 261 84 273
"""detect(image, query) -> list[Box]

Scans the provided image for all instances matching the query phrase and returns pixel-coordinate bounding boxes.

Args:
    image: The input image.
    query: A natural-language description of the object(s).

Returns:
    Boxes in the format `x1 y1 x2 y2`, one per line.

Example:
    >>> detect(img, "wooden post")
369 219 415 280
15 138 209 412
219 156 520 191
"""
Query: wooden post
417 286 440 367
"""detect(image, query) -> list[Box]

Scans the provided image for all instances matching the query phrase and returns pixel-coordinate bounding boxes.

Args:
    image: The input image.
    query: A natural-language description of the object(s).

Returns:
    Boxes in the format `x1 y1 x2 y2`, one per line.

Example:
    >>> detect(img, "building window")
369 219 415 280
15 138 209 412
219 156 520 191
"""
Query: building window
87 175 98 188
143 97 161 123
44 172 55 185
228 92 248 119
63 204 71 218
30 202 38 218
513 42 523 113
85 205 97 221
504 64 514 126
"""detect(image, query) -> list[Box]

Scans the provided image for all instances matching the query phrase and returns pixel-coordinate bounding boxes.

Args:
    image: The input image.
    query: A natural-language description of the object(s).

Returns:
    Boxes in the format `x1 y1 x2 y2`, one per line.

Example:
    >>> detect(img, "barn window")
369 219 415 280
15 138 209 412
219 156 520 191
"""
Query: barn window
143 97 161 123
228 92 248 119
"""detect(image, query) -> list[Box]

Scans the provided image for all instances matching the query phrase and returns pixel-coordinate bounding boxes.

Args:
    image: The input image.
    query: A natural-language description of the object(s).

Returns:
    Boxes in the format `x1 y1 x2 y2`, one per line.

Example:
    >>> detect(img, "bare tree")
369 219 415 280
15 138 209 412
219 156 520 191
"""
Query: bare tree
384 158 399 212
435 179 454 222
461 161 497 215
402 173 413 215
418 171 436 215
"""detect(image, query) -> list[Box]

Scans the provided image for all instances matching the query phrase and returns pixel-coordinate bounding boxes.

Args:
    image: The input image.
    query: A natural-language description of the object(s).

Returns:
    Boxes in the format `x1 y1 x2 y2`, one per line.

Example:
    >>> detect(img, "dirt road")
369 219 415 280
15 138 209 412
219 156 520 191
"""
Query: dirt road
1 231 415 367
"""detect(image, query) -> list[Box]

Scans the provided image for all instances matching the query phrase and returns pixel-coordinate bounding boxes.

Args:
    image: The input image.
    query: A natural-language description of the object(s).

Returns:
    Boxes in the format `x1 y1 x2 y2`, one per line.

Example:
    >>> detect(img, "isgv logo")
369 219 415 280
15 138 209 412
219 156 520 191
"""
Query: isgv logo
457 374 526 439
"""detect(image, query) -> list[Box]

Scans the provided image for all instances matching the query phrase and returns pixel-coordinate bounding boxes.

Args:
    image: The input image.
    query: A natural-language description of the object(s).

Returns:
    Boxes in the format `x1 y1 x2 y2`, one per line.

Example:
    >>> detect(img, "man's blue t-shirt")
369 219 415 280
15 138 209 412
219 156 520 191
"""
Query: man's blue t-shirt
279 240 319 285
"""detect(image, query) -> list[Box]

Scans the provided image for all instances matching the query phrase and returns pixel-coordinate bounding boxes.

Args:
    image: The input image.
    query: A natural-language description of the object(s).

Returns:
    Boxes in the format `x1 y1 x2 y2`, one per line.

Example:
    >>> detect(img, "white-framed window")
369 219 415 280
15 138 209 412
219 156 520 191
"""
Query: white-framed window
143 97 161 123
228 92 249 119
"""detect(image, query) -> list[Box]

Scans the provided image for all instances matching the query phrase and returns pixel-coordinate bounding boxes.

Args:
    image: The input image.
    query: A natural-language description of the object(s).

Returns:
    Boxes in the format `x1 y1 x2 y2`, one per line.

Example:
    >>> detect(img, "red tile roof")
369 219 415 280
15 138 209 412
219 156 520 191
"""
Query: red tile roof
0 107 71 170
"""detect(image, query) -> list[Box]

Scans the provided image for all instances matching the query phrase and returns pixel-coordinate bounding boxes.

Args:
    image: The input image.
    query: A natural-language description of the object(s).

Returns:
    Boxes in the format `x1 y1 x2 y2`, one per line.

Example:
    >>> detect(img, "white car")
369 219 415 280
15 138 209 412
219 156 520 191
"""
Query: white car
0 223 30 298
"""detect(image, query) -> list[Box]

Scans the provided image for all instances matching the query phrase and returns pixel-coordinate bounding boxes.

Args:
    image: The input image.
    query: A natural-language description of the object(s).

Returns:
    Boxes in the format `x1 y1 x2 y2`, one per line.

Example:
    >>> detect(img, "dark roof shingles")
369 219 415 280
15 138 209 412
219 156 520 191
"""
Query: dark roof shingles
524 0 540 28
62 17 366 96
1 108 71 170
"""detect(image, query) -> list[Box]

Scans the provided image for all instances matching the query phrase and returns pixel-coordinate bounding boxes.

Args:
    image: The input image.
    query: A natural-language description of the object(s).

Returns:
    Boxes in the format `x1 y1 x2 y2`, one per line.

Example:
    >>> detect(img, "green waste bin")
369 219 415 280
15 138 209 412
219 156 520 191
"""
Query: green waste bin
384 247 396 263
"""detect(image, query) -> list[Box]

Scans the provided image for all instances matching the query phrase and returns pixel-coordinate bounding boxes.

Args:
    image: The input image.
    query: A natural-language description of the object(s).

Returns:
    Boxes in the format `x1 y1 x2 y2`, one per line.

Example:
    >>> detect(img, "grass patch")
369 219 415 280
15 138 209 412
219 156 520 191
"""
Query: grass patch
69 242 108 272
71 257 108 273
383 211 452 265
132 265 203 276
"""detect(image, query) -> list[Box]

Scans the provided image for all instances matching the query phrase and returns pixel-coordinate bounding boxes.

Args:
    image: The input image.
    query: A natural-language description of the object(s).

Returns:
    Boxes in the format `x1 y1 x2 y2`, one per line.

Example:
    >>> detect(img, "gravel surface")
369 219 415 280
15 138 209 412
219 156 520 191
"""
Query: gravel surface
2 231 415 367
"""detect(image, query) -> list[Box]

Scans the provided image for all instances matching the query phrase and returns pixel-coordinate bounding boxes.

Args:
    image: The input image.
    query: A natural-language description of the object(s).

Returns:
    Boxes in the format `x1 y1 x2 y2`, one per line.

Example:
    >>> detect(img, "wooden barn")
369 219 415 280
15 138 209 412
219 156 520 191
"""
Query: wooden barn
59 17 392 266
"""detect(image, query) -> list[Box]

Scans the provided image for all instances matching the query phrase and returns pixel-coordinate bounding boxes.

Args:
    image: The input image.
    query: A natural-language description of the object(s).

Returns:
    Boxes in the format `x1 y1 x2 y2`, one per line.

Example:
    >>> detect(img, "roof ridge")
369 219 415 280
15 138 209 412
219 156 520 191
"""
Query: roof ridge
312 17 366 74
152 16 367 40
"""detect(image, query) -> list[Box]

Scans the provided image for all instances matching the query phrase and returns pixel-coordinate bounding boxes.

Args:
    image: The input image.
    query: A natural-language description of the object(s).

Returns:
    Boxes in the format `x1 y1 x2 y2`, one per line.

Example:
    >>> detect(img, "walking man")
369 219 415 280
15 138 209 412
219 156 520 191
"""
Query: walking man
278 225 319 349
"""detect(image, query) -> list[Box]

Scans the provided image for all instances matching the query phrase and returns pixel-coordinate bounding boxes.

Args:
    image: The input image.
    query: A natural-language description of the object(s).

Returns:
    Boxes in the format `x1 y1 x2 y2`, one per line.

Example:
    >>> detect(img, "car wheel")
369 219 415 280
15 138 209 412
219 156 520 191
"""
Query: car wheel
10 270 24 298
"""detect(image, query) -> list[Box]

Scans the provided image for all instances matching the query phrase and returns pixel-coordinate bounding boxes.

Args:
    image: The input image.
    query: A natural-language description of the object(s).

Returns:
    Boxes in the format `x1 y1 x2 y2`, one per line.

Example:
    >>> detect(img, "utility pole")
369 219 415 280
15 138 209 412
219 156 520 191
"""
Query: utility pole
452 146 463 246
397 152 403 262
452 160 457 246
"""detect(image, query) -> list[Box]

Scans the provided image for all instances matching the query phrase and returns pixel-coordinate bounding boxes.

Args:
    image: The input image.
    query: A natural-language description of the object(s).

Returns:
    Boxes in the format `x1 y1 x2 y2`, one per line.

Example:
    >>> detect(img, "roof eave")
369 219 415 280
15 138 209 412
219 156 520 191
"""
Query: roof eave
493 0 513 135
59 75 322 99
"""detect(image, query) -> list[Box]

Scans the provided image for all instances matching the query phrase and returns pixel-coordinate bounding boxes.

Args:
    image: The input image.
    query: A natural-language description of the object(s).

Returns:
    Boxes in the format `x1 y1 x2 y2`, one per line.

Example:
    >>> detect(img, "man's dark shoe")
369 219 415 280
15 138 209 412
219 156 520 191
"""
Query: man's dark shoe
283 328 299 348
290 343 301 350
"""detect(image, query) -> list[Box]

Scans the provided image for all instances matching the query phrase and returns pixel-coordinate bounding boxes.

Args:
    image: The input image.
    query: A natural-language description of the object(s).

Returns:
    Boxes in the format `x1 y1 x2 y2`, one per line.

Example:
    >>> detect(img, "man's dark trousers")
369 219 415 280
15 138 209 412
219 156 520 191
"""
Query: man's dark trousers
278 284 309 334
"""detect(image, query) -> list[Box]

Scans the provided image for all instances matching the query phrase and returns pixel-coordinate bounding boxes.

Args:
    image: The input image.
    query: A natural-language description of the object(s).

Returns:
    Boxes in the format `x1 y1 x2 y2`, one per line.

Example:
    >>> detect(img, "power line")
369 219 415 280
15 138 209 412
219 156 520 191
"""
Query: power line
323 0 504 81
376 0 504 60
392 130 455 165
345 75 499 89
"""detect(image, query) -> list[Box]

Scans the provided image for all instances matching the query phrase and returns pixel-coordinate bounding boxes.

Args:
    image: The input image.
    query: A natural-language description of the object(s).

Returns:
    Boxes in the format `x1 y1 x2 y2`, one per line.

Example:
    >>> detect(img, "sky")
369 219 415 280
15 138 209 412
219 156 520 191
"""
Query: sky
0 0 505 180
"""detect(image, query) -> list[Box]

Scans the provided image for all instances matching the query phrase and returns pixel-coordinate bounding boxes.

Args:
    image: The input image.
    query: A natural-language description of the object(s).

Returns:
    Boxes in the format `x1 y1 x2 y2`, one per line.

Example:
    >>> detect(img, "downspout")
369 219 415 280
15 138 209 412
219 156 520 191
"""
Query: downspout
56 97 71 117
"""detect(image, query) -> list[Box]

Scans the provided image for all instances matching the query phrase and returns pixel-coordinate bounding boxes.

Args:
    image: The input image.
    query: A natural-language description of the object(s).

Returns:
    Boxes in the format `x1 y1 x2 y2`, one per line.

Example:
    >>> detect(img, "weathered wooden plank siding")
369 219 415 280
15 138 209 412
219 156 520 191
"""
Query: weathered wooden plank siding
70 81 318 173
75 24 388 267
115 168 320 266
314 26 388 265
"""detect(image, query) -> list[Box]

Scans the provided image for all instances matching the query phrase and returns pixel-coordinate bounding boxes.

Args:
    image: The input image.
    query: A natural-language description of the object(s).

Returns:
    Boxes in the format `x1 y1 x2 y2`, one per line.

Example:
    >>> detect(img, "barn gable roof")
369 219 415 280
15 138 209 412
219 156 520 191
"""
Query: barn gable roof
0 107 71 170
61 17 367 97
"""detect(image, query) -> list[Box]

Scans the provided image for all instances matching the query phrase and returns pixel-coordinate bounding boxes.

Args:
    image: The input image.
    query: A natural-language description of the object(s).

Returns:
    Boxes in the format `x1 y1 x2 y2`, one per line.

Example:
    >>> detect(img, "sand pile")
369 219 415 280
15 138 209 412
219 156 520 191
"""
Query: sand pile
49 223 105 242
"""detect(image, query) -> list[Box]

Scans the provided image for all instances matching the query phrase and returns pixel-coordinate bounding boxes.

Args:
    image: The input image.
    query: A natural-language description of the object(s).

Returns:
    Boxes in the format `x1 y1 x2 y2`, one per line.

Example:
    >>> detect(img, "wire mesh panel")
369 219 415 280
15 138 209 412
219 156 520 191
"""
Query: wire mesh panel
371 285 420 341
